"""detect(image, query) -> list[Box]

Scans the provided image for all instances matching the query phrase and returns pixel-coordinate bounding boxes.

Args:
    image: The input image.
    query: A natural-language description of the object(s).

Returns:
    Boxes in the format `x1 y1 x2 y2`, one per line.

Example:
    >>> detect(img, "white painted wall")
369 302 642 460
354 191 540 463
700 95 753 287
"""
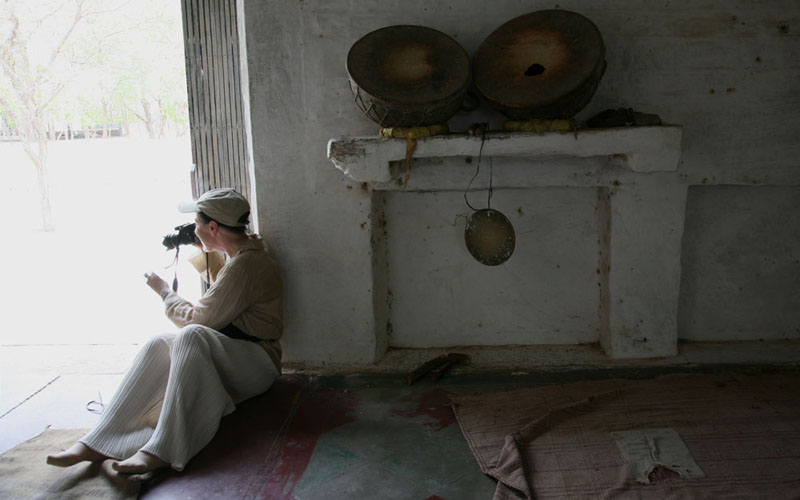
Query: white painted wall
679 186 800 341
242 0 800 366
384 188 600 348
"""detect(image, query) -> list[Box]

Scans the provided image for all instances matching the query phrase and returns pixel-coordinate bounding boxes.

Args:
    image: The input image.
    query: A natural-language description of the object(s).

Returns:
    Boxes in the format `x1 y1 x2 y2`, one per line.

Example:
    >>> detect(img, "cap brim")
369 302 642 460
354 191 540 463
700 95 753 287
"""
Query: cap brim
177 200 200 213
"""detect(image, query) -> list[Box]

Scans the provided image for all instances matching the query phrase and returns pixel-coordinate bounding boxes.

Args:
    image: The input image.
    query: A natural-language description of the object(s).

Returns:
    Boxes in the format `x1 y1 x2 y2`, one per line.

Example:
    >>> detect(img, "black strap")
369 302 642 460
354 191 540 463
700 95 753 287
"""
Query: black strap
219 323 262 343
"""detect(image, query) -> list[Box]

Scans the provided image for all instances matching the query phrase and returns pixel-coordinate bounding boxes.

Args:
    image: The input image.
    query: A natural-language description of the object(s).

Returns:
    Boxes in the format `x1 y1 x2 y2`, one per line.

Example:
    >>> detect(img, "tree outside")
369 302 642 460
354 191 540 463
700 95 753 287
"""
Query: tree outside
0 0 202 346
0 0 189 231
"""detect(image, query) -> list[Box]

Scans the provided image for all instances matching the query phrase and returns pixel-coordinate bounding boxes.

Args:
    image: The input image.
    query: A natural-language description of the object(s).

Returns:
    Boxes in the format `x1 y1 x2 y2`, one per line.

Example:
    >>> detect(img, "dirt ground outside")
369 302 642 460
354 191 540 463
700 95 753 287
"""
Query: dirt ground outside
1 137 205 346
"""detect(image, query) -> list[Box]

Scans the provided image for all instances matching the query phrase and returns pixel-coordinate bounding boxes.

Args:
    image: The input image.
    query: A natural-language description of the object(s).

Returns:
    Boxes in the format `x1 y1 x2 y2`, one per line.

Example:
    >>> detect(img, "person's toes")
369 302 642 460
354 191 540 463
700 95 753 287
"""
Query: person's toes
47 443 105 467
101 460 144 489
111 459 148 474
46 452 79 467
112 451 167 474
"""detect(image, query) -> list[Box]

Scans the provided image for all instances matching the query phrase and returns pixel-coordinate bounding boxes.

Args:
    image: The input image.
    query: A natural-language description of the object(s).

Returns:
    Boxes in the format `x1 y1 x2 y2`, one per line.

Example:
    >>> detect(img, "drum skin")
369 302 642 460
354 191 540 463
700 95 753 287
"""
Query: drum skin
347 25 471 127
473 10 606 120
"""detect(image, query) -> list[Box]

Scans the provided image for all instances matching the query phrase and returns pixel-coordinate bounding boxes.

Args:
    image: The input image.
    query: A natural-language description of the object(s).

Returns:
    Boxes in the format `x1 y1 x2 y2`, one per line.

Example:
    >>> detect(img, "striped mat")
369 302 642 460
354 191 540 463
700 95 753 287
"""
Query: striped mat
451 371 800 499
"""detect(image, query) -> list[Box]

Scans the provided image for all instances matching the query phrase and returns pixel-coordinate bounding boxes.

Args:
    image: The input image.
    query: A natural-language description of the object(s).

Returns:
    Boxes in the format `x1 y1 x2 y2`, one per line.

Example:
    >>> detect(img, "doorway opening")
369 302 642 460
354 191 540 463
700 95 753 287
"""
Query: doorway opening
0 0 208 452
1 1 203 347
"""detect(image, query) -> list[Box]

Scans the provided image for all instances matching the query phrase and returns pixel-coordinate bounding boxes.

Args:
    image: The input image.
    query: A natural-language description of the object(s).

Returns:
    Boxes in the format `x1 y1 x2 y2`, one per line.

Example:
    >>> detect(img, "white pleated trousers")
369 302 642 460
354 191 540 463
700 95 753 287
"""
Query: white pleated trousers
80 324 279 471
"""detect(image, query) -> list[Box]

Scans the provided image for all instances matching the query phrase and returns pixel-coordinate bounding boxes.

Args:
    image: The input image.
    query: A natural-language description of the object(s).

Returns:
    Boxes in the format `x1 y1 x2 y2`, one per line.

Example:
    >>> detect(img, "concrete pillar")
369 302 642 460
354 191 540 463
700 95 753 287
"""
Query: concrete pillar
600 183 688 358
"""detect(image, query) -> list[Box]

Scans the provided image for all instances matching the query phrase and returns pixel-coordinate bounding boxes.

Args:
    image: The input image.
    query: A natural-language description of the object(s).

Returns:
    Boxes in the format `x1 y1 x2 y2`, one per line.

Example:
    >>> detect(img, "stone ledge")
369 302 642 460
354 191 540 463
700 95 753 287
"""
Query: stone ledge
328 126 683 184
284 340 800 374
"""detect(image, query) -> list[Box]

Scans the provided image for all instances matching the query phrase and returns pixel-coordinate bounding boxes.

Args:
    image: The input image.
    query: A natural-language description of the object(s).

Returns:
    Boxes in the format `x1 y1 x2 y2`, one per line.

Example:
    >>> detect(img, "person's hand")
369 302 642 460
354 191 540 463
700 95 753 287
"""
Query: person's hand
144 272 171 297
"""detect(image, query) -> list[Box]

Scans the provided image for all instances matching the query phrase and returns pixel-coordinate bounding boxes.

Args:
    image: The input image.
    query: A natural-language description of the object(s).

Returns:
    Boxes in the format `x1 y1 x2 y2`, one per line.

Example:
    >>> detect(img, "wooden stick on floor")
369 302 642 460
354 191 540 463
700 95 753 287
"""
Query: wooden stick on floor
407 353 470 384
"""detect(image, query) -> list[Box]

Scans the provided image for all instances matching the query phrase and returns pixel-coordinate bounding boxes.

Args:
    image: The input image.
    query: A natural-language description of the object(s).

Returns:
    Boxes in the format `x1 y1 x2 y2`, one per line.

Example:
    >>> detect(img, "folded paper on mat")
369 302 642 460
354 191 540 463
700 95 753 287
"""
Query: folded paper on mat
611 427 705 484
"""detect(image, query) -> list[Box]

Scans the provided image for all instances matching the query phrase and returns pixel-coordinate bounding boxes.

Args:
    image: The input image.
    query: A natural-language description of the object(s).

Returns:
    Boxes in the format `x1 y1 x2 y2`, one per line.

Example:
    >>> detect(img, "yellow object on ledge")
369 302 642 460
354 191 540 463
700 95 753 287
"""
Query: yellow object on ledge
379 124 448 190
380 124 449 139
503 119 575 132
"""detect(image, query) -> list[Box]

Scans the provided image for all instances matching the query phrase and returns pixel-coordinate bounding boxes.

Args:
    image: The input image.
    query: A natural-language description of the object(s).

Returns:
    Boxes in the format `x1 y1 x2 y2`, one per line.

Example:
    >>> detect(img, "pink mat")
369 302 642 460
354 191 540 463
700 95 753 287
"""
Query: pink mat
451 372 800 499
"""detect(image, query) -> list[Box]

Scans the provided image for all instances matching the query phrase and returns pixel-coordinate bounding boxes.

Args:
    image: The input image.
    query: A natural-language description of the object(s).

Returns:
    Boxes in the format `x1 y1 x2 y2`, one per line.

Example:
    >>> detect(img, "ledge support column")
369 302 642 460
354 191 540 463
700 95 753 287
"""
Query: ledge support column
600 183 688 358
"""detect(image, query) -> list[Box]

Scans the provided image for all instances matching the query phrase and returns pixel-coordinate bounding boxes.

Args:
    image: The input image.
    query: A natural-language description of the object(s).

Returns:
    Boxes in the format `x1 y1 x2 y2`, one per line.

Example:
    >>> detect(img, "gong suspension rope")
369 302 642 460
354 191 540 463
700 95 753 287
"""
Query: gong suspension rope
464 124 494 211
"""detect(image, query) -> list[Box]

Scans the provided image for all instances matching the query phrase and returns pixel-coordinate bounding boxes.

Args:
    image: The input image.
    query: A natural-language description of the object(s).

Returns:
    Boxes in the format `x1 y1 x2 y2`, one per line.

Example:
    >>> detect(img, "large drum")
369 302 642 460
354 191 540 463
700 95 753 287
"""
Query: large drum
347 25 471 128
473 10 606 120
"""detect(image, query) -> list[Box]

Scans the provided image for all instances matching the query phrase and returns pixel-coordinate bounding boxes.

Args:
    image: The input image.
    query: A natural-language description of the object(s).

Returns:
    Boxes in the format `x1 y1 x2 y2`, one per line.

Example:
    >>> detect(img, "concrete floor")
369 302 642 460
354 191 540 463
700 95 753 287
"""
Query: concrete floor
2 342 800 499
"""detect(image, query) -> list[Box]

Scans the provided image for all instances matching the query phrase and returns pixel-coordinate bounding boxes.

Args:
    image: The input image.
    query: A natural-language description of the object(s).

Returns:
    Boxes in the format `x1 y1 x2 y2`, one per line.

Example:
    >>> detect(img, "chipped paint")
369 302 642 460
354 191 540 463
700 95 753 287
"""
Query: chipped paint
392 388 456 431
261 388 358 499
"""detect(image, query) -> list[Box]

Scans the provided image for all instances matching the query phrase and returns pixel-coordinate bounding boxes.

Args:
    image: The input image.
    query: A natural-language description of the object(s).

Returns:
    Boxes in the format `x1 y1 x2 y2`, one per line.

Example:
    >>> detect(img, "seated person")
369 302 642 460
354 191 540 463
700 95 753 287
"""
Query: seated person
47 187 283 475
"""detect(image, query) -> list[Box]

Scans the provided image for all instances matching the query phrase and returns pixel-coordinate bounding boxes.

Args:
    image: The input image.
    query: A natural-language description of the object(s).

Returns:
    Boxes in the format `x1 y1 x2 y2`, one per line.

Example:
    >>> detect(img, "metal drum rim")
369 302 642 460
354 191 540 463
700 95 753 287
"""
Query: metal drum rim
473 9 605 110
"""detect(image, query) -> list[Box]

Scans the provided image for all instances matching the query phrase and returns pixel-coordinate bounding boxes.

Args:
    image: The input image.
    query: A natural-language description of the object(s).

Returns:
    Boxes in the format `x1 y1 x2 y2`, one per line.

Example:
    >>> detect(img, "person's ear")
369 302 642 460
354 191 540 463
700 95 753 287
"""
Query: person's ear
208 220 219 234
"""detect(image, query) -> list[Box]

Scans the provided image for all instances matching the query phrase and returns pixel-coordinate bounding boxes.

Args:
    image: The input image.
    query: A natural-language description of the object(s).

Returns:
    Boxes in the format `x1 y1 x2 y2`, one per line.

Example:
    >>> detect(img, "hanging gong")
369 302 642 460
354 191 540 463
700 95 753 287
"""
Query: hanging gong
464 208 516 266
473 10 606 120
347 25 471 127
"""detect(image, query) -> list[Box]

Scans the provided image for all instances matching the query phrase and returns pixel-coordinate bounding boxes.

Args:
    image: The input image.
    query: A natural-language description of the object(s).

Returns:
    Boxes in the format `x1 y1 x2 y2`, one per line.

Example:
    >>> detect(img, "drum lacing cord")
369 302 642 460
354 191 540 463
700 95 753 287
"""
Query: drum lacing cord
464 123 494 211
403 137 417 190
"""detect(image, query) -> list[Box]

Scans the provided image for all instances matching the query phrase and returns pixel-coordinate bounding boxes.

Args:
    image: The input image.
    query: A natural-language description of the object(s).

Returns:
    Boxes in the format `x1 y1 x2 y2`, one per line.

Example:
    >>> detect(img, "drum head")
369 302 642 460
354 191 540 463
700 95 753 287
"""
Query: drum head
347 25 470 107
465 209 516 266
473 10 605 117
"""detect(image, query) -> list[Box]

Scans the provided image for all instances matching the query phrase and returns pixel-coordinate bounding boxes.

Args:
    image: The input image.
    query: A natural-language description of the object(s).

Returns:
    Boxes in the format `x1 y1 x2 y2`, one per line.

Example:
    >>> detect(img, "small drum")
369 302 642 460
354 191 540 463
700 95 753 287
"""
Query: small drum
347 25 471 127
473 10 606 120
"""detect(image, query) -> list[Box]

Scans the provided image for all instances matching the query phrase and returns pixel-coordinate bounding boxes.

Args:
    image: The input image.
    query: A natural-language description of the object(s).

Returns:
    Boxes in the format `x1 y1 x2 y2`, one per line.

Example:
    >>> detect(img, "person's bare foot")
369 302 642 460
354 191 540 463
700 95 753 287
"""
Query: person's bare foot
111 450 168 474
100 460 145 489
46 442 108 467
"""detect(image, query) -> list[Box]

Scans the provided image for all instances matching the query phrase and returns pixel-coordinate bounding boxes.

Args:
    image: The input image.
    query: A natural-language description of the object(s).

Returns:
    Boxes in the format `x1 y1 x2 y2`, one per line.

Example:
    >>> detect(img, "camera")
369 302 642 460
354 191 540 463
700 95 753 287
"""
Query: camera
162 223 199 249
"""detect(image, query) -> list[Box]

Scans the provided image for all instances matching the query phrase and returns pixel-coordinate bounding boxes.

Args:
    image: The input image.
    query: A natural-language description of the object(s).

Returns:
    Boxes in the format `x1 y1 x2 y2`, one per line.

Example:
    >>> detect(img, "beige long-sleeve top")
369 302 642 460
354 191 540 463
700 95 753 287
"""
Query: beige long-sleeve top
162 235 284 371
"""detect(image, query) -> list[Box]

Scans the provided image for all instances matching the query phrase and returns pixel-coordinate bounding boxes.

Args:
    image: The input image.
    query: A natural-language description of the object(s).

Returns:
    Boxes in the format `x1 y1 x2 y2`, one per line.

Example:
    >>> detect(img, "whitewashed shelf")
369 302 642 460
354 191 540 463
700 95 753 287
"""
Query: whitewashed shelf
327 125 683 183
